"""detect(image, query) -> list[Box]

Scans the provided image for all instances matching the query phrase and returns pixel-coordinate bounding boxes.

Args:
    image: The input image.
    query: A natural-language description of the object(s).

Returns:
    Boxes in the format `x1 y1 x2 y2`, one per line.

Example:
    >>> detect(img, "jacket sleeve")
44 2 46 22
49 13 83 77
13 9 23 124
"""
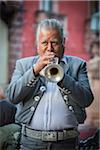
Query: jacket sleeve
58 60 94 108
6 59 40 104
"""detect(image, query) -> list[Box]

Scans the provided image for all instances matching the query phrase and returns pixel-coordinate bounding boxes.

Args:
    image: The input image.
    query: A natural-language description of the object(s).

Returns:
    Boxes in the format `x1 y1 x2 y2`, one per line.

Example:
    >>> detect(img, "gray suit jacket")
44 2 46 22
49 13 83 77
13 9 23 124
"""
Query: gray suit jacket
7 55 93 124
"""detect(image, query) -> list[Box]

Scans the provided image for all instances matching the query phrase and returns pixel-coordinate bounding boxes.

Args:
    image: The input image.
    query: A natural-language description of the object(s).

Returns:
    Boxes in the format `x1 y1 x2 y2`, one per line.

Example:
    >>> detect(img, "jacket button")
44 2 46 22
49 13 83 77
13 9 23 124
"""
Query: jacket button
34 96 40 101
69 106 74 112
64 95 68 100
31 79 35 82
65 89 68 92
62 87 66 91
68 91 71 94
30 106 35 111
27 83 29 86
29 81 32 85
40 86 46 92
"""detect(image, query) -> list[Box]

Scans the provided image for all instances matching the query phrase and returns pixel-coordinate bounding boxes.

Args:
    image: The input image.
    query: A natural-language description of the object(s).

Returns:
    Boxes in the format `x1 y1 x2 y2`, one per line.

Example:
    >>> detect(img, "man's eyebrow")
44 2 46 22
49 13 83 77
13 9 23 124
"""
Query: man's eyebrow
52 39 59 41
51 39 62 43
41 40 47 43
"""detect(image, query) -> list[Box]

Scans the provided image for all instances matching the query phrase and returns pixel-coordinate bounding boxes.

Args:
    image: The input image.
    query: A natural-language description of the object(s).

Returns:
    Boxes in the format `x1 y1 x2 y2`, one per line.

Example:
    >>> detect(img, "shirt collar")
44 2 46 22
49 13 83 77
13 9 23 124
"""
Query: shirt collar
60 55 67 64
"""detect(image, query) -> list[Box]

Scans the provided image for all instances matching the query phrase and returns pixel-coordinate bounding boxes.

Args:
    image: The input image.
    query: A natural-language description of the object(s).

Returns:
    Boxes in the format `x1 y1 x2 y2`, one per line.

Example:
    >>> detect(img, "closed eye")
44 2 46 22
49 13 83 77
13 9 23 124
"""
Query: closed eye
41 41 48 45
51 41 59 46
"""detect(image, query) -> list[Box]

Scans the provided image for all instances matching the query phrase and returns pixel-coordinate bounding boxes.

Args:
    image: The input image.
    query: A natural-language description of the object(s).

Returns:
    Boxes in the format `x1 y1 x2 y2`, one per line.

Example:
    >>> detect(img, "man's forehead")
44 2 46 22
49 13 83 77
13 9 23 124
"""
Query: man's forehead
40 27 60 34
39 28 61 39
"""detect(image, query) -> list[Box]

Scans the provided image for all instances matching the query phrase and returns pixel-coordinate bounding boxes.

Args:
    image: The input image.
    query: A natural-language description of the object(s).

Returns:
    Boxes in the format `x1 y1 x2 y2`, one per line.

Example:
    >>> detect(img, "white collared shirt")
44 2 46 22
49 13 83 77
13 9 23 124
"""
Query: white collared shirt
30 82 78 130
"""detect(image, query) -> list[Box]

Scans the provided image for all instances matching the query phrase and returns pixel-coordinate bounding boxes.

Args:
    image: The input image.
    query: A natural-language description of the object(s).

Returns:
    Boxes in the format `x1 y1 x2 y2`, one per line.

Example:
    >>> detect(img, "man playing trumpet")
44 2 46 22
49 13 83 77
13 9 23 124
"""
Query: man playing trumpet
7 19 93 150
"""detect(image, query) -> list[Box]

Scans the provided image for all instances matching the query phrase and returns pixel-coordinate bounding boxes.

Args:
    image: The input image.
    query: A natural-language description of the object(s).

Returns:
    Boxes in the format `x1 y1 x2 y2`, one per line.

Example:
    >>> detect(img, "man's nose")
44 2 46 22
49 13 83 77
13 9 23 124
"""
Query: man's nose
47 42 54 52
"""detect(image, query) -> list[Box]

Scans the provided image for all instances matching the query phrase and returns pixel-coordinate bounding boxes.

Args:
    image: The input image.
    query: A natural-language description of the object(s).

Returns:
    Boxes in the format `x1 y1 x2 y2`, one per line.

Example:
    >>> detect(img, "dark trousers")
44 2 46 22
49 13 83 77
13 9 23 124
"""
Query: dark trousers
20 134 79 150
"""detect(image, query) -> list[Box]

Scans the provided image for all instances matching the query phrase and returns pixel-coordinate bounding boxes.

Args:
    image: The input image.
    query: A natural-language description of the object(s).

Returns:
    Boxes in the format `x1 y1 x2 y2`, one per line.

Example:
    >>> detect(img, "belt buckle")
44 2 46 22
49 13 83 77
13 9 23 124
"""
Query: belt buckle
42 131 57 141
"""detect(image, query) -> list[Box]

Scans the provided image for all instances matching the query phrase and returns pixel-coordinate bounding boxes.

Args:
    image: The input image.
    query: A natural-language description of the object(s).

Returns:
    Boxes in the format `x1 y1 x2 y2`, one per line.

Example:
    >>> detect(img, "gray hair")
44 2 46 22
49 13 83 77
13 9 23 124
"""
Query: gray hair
36 19 65 44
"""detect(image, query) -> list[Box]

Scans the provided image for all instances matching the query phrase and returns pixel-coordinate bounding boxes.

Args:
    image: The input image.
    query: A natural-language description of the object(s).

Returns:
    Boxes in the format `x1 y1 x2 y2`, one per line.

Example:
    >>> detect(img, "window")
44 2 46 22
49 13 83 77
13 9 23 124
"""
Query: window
39 0 52 11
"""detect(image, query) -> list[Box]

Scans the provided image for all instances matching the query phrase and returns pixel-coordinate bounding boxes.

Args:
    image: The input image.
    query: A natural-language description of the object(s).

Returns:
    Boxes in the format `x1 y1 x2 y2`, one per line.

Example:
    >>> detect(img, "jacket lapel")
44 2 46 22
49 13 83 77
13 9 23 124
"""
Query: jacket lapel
60 61 69 74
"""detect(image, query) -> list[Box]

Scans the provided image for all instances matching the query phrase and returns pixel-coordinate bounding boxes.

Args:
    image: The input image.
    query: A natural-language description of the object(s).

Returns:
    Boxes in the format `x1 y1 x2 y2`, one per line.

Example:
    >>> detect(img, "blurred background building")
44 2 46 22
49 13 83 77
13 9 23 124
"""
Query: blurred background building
0 0 99 88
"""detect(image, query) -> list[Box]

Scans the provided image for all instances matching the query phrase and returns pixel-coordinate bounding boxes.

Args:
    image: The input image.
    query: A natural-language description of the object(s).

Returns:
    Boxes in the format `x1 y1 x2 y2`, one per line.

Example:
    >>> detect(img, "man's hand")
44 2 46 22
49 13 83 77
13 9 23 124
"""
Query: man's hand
33 52 55 75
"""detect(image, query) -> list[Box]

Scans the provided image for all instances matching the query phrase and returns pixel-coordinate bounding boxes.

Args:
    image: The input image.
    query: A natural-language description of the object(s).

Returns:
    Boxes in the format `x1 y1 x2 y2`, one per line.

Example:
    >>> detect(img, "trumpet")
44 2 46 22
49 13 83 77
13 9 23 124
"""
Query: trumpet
41 57 64 83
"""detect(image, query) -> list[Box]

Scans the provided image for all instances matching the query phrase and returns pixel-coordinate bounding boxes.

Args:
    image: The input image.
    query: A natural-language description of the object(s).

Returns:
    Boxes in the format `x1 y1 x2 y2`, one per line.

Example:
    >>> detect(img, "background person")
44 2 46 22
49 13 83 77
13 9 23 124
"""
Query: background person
0 87 20 150
85 41 100 127
7 19 93 150
0 86 17 126
79 41 100 149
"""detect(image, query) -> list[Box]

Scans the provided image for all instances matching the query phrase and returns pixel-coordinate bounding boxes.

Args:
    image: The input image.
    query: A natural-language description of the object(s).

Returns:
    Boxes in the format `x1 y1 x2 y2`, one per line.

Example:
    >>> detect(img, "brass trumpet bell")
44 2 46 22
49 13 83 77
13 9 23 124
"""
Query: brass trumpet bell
44 63 64 82
41 57 64 83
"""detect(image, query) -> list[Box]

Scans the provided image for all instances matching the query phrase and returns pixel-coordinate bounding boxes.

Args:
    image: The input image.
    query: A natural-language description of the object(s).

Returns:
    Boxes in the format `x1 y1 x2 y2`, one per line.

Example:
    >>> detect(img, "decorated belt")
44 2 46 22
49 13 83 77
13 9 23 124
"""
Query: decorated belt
21 124 79 142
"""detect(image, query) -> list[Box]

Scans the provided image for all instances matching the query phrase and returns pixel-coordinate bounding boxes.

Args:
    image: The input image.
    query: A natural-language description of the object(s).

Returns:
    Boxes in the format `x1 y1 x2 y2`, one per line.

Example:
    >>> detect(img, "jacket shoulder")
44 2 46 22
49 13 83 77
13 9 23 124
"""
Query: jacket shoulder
65 55 86 64
63 55 87 73
17 56 39 64
16 56 39 68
